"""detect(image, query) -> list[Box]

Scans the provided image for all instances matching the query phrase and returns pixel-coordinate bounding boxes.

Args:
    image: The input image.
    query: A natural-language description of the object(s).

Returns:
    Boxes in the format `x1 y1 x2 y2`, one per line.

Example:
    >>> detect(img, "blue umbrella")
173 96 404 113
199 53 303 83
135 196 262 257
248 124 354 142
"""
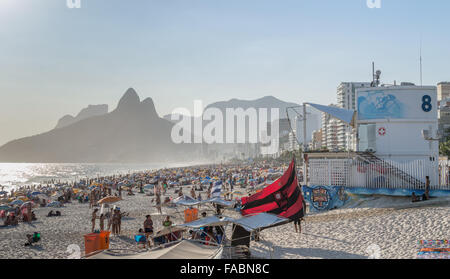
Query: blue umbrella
0 191 8 195
144 184 154 189
31 191 42 196
10 200 24 206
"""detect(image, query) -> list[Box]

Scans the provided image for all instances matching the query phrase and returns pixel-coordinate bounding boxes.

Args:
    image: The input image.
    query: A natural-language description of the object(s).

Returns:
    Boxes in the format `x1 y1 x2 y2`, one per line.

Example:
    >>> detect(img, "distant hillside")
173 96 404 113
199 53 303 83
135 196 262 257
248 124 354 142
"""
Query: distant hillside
165 95 321 143
55 104 108 129
0 89 199 163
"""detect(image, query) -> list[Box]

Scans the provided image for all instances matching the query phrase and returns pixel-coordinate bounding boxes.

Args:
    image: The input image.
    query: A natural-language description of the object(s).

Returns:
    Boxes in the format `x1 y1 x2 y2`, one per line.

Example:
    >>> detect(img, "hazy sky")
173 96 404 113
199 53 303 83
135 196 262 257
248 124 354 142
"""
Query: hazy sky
0 0 449 145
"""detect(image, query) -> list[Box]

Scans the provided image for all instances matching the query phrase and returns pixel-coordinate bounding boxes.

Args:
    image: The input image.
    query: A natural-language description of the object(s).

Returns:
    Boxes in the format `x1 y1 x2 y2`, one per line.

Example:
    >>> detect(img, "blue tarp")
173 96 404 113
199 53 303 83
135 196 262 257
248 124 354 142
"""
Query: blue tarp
178 213 289 232
178 216 234 228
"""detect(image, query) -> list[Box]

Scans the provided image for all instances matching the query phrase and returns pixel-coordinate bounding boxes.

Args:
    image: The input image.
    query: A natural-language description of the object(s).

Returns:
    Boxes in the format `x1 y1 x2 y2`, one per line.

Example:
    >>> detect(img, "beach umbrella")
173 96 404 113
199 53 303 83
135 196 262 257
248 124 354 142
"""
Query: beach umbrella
10 199 24 206
231 190 245 196
31 191 42 196
98 196 121 205
0 191 8 195
20 201 35 209
0 205 12 211
144 184 154 190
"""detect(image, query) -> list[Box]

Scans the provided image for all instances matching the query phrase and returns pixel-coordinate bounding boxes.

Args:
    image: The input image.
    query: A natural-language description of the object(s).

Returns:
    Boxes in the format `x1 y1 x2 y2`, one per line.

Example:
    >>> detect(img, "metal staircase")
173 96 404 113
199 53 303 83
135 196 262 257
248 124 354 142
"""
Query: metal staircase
356 152 426 188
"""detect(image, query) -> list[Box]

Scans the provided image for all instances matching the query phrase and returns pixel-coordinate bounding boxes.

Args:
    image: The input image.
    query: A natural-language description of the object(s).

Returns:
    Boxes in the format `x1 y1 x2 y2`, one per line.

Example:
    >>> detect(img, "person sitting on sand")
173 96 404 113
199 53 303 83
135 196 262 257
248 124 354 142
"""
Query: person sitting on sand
31 211 37 221
91 208 99 233
162 216 172 227
412 192 421 203
136 228 147 248
127 188 134 196
24 232 41 247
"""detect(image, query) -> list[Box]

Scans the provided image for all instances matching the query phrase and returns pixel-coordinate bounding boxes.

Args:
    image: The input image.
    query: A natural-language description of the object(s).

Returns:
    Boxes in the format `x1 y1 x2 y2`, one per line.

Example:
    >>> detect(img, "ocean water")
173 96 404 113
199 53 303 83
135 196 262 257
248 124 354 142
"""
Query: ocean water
0 162 195 191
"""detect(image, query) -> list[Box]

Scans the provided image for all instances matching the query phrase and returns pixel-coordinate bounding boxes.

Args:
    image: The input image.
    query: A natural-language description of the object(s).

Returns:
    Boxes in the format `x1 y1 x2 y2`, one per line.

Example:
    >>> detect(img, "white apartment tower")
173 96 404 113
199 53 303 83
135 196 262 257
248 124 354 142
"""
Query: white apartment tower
336 82 372 150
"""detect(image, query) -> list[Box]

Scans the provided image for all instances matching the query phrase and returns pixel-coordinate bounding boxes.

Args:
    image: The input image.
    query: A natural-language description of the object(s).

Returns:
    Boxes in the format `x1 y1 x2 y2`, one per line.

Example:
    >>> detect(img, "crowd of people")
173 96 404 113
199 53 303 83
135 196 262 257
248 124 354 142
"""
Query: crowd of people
1 162 290 251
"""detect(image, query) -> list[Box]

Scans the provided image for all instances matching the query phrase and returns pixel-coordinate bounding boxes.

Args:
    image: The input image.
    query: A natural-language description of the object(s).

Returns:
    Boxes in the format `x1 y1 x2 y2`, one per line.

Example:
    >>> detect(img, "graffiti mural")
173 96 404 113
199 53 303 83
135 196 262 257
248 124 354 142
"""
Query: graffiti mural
302 185 349 212
302 185 450 212
358 90 405 120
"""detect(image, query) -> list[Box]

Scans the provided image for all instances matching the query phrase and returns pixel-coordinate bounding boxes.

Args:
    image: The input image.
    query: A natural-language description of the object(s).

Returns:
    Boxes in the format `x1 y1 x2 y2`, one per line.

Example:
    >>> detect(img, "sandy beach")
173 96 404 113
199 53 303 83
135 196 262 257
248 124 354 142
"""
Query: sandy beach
1 182 448 259
251 199 450 259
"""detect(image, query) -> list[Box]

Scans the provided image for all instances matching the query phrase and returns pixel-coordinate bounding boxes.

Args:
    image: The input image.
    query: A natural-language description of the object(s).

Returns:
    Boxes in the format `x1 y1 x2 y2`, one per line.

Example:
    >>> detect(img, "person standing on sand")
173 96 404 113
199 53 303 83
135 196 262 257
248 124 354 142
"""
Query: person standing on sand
91 209 99 233
294 218 303 234
107 208 113 231
99 214 105 231
144 215 154 247
112 209 120 236
117 210 122 235
155 193 162 214
424 176 430 201
190 187 196 199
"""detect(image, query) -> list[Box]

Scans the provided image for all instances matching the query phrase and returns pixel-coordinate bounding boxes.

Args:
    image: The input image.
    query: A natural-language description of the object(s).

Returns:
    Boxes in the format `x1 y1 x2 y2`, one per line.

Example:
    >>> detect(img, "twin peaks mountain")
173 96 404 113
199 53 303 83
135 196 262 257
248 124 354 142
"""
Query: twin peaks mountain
0 88 196 163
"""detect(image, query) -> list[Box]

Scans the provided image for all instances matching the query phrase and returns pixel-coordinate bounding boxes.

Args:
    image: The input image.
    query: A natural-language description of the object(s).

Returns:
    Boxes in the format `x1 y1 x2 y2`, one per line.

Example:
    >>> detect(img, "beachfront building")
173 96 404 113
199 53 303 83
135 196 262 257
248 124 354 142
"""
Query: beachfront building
321 104 339 151
309 129 323 151
437 82 450 101
438 98 450 141
336 82 372 151
288 130 299 151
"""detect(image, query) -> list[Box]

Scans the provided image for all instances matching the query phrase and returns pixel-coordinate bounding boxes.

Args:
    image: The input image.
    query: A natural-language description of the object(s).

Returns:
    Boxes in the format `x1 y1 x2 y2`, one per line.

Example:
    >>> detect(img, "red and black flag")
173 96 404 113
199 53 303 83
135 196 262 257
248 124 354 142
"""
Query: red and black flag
241 158 305 221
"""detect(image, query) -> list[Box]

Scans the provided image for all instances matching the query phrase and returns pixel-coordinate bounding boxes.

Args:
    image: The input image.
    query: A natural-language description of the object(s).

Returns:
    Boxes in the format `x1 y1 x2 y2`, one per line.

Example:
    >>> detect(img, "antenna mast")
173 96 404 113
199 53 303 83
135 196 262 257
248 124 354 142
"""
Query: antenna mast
420 37 423 86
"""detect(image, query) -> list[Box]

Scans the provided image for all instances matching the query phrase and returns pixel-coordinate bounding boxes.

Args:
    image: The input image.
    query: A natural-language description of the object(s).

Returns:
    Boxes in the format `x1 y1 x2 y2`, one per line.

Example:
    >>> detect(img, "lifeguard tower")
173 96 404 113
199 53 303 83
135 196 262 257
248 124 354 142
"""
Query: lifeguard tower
300 84 449 211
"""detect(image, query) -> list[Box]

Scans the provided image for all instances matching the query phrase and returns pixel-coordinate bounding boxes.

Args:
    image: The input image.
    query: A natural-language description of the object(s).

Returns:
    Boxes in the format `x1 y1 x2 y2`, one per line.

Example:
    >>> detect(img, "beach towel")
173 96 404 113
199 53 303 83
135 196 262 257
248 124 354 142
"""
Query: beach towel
240 158 304 221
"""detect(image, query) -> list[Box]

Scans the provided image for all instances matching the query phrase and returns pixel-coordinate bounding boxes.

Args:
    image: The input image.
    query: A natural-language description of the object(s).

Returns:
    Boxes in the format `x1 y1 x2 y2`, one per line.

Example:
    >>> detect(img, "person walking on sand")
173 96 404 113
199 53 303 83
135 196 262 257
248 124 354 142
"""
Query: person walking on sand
91 209 99 233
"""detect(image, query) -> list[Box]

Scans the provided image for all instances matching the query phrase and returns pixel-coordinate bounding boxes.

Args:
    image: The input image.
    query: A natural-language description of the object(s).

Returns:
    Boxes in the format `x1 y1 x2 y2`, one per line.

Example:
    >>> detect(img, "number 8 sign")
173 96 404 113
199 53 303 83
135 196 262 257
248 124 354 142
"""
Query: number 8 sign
422 95 432 112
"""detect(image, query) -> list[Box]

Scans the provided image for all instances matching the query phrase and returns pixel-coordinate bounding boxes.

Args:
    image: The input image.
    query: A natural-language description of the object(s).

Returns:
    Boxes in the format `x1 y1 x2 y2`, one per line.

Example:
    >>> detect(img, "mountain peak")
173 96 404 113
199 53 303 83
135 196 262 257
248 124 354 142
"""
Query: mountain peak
116 88 140 111
141 97 159 118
